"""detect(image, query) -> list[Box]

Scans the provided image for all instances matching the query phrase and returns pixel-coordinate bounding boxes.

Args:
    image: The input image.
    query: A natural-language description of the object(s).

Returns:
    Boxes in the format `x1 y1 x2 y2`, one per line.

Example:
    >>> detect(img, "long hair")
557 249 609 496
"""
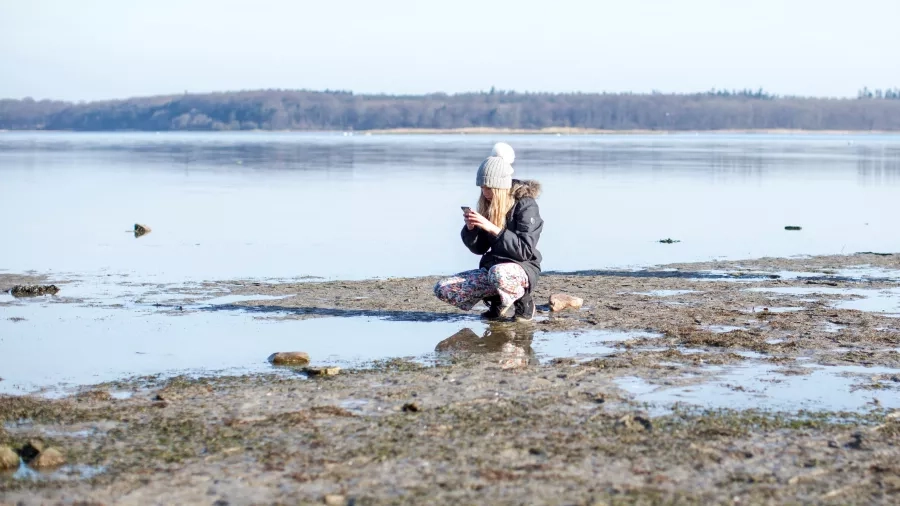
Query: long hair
477 188 515 230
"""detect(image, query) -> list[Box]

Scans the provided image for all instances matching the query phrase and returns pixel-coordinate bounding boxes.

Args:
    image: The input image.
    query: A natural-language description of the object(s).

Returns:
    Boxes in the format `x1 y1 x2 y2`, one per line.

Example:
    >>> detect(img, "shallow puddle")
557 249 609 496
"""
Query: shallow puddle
9 460 106 482
617 363 900 413
748 286 900 315
0 297 653 394
199 294 295 306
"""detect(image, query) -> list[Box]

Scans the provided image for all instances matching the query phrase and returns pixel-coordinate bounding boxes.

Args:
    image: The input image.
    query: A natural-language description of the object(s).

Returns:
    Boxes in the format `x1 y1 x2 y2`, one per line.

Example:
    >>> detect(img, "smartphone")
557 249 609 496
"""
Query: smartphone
461 206 472 213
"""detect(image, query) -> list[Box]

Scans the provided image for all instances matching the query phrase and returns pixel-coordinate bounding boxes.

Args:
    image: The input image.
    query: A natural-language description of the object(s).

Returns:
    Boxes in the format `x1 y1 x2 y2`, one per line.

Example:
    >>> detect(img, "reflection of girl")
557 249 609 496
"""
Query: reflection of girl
434 324 537 369
433 143 544 321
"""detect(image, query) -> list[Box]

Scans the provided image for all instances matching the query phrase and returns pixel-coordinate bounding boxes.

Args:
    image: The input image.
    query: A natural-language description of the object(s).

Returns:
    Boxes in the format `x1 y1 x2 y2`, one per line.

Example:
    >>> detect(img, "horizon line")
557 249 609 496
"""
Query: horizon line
5 86 898 104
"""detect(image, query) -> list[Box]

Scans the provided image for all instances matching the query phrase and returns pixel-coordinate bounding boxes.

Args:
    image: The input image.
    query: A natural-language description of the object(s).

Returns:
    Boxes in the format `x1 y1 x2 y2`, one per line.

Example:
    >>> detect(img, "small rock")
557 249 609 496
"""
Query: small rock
31 447 66 469
134 223 152 238
268 352 311 366
324 494 346 506
659 238 681 244
615 414 652 432
549 293 584 312
402 402 420 413
10 285 59 297
845 432 867 450
0 446 19 470
19 440 45 461
784 226 802 231
304 366 341 377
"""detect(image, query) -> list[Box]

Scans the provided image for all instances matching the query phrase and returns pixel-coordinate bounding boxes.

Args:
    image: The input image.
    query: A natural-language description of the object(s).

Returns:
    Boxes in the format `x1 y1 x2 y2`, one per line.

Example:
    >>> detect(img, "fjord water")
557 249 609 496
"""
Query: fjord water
1 132 899 281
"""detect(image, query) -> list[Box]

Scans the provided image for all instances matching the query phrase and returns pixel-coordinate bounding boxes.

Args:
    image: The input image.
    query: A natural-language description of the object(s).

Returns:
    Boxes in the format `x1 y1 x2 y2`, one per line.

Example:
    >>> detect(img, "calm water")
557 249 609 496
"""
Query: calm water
2 132 900 399
2 132 899 282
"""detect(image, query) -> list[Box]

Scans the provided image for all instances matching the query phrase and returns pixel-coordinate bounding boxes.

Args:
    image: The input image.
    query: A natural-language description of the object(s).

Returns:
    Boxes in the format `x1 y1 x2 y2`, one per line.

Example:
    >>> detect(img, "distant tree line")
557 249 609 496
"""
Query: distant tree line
2 88 900 132
857 87 900 100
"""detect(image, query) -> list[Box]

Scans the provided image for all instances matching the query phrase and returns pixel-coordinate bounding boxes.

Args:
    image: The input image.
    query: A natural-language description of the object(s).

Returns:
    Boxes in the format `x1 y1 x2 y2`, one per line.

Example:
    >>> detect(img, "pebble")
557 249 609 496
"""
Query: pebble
0 446 19 470
268 352 311 366
549 293 584 312
304 366 341 377
31 448 66 469
324 494 346 505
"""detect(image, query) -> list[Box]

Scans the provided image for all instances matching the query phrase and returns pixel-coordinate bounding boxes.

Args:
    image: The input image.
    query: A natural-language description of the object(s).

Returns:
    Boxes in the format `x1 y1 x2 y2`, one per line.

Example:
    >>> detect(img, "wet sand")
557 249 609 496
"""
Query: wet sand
2 253 900 504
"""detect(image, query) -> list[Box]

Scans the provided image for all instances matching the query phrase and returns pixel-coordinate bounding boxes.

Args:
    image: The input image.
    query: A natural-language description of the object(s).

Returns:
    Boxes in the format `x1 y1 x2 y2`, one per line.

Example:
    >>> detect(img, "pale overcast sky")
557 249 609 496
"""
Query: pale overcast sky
1 0 898 101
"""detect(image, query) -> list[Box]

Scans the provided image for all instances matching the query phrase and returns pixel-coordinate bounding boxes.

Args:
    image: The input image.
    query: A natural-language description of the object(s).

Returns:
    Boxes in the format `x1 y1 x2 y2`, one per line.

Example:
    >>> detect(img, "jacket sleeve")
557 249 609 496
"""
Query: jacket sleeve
461 225 492 255
490 198 543 262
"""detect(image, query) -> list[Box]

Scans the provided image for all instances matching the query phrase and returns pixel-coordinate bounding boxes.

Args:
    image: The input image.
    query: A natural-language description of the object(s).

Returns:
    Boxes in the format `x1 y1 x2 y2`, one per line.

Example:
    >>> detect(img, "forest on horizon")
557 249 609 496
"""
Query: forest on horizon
2 88 900 132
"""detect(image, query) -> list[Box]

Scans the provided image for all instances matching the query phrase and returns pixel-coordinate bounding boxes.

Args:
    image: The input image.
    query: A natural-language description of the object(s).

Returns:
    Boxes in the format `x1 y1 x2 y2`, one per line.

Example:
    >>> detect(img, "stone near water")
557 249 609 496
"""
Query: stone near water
549 293 584 312
10 284 59 297
784 226 802 231
134 223 152 238
615 414 653 432
268 352 311 366
0 446 19 470
31 447 66 469
304 366 341 377
324 495 346 506
19 440 45 461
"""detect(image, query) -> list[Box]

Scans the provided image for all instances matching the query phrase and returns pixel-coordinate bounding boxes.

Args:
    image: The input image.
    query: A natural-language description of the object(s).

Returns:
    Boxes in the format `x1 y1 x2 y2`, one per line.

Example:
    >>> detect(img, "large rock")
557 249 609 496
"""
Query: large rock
0 446 19 470
268 352 311 366
10 285 59 297
31 447 66 469
549 293 584 312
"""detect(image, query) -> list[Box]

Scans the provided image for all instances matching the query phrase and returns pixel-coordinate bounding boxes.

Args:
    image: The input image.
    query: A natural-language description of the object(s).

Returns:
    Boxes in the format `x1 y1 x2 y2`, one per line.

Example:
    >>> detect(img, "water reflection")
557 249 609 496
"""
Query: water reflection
435 323 537 369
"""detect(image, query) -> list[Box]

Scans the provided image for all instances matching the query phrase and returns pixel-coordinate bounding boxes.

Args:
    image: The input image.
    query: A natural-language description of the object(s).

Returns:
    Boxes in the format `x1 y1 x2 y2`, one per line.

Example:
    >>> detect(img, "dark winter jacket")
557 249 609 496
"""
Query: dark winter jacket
461 180 543 293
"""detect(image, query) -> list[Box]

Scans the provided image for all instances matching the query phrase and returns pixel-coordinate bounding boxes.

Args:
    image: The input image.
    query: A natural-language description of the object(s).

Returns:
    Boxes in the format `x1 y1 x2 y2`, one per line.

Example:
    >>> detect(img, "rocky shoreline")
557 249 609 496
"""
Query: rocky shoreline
2 253 900 504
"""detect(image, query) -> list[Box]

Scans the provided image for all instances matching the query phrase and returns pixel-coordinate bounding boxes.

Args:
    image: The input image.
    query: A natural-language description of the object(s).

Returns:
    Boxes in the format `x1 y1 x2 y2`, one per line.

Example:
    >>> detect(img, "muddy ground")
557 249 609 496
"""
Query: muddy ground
2 253 900 504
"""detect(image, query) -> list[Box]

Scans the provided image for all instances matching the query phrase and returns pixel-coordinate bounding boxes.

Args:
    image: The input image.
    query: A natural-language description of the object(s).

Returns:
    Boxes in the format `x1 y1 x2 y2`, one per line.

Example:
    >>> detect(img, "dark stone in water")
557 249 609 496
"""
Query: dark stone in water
19 440 45 461
784 226 802 231
10 285 59 297
134 223 152 238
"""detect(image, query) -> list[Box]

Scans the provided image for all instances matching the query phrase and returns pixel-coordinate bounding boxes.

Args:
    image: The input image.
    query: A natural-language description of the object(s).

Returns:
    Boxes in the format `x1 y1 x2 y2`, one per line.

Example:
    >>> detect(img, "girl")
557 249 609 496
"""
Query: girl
434 143 543 321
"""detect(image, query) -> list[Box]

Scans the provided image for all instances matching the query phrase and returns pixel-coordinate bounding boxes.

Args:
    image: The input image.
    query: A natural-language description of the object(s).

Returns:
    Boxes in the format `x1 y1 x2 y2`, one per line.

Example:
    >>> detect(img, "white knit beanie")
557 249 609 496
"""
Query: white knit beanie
476 142 515 189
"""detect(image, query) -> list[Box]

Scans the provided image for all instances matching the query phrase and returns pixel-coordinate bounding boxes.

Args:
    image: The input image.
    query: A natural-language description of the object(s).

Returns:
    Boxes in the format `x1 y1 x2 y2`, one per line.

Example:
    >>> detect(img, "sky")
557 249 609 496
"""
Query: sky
1 0 898 101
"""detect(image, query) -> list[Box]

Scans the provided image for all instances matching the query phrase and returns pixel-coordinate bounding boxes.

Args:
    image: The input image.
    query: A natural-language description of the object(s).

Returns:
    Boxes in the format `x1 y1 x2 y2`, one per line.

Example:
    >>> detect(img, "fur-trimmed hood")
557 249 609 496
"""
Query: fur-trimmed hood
511 179 542 200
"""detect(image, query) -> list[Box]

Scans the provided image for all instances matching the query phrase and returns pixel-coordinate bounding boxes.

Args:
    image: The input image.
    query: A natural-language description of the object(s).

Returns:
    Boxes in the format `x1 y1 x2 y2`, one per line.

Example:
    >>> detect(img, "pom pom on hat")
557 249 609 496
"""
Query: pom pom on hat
491 142 515 164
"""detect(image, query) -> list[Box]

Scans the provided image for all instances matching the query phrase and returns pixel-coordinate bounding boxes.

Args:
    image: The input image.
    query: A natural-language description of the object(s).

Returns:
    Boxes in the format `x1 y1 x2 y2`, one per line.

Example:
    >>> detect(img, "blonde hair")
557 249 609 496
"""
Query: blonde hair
477 187 515 230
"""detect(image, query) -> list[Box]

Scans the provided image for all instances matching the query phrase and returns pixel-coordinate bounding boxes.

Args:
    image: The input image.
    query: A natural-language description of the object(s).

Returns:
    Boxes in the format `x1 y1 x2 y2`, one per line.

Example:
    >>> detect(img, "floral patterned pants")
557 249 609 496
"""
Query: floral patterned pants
433 263 530 311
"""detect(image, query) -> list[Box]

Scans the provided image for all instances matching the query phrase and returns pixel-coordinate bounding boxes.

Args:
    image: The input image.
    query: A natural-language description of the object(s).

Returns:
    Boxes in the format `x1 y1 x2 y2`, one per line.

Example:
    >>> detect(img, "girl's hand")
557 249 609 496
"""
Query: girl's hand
463 209 476 230
465 210 502 236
